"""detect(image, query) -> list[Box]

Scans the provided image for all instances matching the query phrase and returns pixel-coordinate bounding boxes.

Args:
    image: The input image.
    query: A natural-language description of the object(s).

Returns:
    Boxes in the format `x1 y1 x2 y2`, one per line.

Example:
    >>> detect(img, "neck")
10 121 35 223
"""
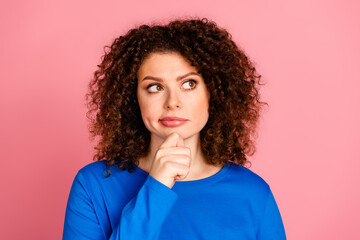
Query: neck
138 133 212 178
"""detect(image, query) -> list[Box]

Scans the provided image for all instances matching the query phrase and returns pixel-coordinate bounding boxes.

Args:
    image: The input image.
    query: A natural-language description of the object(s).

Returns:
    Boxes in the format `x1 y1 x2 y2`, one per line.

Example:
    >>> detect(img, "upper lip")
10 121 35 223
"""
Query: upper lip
159 116 188 121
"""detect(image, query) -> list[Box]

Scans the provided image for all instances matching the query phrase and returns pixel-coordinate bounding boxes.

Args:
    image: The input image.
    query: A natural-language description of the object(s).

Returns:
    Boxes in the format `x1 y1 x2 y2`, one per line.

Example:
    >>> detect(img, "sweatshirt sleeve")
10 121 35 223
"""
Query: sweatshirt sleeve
256 189 286 240
63 172 179 240
110 176 178 240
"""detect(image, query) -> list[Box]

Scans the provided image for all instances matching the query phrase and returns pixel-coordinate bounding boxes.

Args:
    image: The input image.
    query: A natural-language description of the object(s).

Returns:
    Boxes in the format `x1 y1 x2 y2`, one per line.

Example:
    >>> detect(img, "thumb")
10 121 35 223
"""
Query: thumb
176 133 184 147
159 132 184 149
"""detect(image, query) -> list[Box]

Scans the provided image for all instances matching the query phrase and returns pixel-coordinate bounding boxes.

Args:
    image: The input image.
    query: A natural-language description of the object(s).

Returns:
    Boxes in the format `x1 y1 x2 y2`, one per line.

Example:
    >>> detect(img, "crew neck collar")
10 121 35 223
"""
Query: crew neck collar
134 161 233 187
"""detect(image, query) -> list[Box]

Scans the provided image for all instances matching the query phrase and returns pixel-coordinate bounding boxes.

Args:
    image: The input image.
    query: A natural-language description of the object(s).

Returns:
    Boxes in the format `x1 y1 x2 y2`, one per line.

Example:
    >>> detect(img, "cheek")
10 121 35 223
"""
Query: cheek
189 92 210 119
198 102 209 120
194 101 208 114
196 91 210 111
138 99 160 121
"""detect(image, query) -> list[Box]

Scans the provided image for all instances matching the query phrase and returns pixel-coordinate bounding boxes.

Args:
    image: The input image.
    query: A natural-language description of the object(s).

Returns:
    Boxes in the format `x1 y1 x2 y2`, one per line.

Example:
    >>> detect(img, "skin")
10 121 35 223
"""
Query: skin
136 52 223 188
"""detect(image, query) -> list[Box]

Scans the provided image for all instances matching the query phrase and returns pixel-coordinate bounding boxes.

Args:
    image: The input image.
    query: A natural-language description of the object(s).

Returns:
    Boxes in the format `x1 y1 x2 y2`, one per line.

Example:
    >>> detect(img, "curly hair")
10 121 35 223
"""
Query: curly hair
85 17 267 173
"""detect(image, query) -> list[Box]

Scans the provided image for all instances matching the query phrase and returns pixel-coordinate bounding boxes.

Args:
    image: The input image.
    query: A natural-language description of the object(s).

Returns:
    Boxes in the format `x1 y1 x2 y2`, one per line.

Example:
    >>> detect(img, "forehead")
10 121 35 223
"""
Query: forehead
137 52 198 79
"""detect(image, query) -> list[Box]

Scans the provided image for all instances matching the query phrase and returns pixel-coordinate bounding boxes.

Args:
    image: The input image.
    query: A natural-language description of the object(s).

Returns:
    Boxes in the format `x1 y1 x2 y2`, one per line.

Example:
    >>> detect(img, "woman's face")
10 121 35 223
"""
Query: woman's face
137 52 210 141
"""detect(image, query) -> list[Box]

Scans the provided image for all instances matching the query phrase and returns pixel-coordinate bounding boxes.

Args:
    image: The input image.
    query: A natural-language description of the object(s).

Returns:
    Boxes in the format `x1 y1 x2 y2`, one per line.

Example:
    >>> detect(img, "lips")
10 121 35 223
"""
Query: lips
159 116 188 121
159 116 188 127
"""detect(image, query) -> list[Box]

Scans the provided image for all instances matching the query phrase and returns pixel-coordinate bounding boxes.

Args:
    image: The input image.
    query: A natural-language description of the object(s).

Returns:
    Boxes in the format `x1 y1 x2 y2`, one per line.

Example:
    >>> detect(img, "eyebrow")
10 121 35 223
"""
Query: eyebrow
141 72 200 82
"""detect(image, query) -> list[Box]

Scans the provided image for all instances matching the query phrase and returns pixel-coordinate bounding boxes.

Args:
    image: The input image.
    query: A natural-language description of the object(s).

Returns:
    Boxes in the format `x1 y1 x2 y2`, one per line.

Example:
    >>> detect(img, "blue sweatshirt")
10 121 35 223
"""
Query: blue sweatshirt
63 161 286 239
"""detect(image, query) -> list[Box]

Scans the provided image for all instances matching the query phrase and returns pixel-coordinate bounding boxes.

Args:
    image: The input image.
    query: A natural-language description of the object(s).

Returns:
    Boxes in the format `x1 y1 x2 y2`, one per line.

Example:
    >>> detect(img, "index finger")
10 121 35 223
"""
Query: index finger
159 132 184 149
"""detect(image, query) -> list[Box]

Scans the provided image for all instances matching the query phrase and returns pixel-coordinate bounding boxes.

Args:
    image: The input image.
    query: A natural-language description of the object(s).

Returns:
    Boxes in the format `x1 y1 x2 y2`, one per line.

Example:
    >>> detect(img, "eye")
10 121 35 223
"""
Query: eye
182 80 197 90
147 84 163 93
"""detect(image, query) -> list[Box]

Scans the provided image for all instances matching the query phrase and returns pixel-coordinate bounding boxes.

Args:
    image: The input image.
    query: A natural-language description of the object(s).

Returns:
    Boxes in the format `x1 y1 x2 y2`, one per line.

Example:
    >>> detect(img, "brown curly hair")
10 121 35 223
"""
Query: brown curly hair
85 17 267 173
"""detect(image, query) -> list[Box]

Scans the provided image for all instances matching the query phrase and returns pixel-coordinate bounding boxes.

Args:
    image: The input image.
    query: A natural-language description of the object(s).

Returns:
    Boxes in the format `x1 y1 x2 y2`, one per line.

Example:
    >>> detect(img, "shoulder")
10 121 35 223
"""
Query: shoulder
228 163 269 187
69 161 106 188
75 160 128 185
78 160 108 175
227 163 271 197
71 160 143 197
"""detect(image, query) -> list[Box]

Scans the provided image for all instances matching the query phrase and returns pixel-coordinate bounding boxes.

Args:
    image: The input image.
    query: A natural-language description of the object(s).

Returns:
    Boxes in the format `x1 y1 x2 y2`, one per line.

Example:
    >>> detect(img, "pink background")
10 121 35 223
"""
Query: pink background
1 0 359 239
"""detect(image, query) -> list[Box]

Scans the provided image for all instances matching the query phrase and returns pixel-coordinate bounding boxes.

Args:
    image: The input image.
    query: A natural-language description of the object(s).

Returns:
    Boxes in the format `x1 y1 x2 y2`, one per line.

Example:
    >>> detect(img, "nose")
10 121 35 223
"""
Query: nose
164 90 182 110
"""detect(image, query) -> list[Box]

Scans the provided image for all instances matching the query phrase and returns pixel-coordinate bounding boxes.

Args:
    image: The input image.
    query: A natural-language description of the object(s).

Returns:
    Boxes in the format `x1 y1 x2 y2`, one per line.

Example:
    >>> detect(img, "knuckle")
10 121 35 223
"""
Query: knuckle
159 156 167 164
163 160 172 169
155 150 164 159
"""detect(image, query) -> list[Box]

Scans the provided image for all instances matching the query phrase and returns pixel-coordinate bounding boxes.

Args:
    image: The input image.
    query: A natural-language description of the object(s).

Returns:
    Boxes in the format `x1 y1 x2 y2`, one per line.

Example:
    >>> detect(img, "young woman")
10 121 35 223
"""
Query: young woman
63 18 286 239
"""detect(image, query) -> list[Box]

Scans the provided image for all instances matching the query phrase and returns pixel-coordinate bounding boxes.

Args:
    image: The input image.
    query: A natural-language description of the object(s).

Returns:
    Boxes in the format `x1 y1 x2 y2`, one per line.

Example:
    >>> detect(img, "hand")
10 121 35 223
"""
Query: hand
148 132 192 189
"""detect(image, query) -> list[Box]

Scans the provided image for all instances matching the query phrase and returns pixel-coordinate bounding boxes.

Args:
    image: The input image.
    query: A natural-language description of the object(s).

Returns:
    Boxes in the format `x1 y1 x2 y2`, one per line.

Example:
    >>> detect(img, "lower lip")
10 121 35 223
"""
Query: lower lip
159 120 187 127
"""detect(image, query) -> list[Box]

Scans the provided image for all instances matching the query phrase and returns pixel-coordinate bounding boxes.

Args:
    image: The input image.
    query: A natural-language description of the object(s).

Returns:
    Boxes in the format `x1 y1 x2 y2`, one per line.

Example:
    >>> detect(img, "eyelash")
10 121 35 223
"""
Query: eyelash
146 79 198 93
